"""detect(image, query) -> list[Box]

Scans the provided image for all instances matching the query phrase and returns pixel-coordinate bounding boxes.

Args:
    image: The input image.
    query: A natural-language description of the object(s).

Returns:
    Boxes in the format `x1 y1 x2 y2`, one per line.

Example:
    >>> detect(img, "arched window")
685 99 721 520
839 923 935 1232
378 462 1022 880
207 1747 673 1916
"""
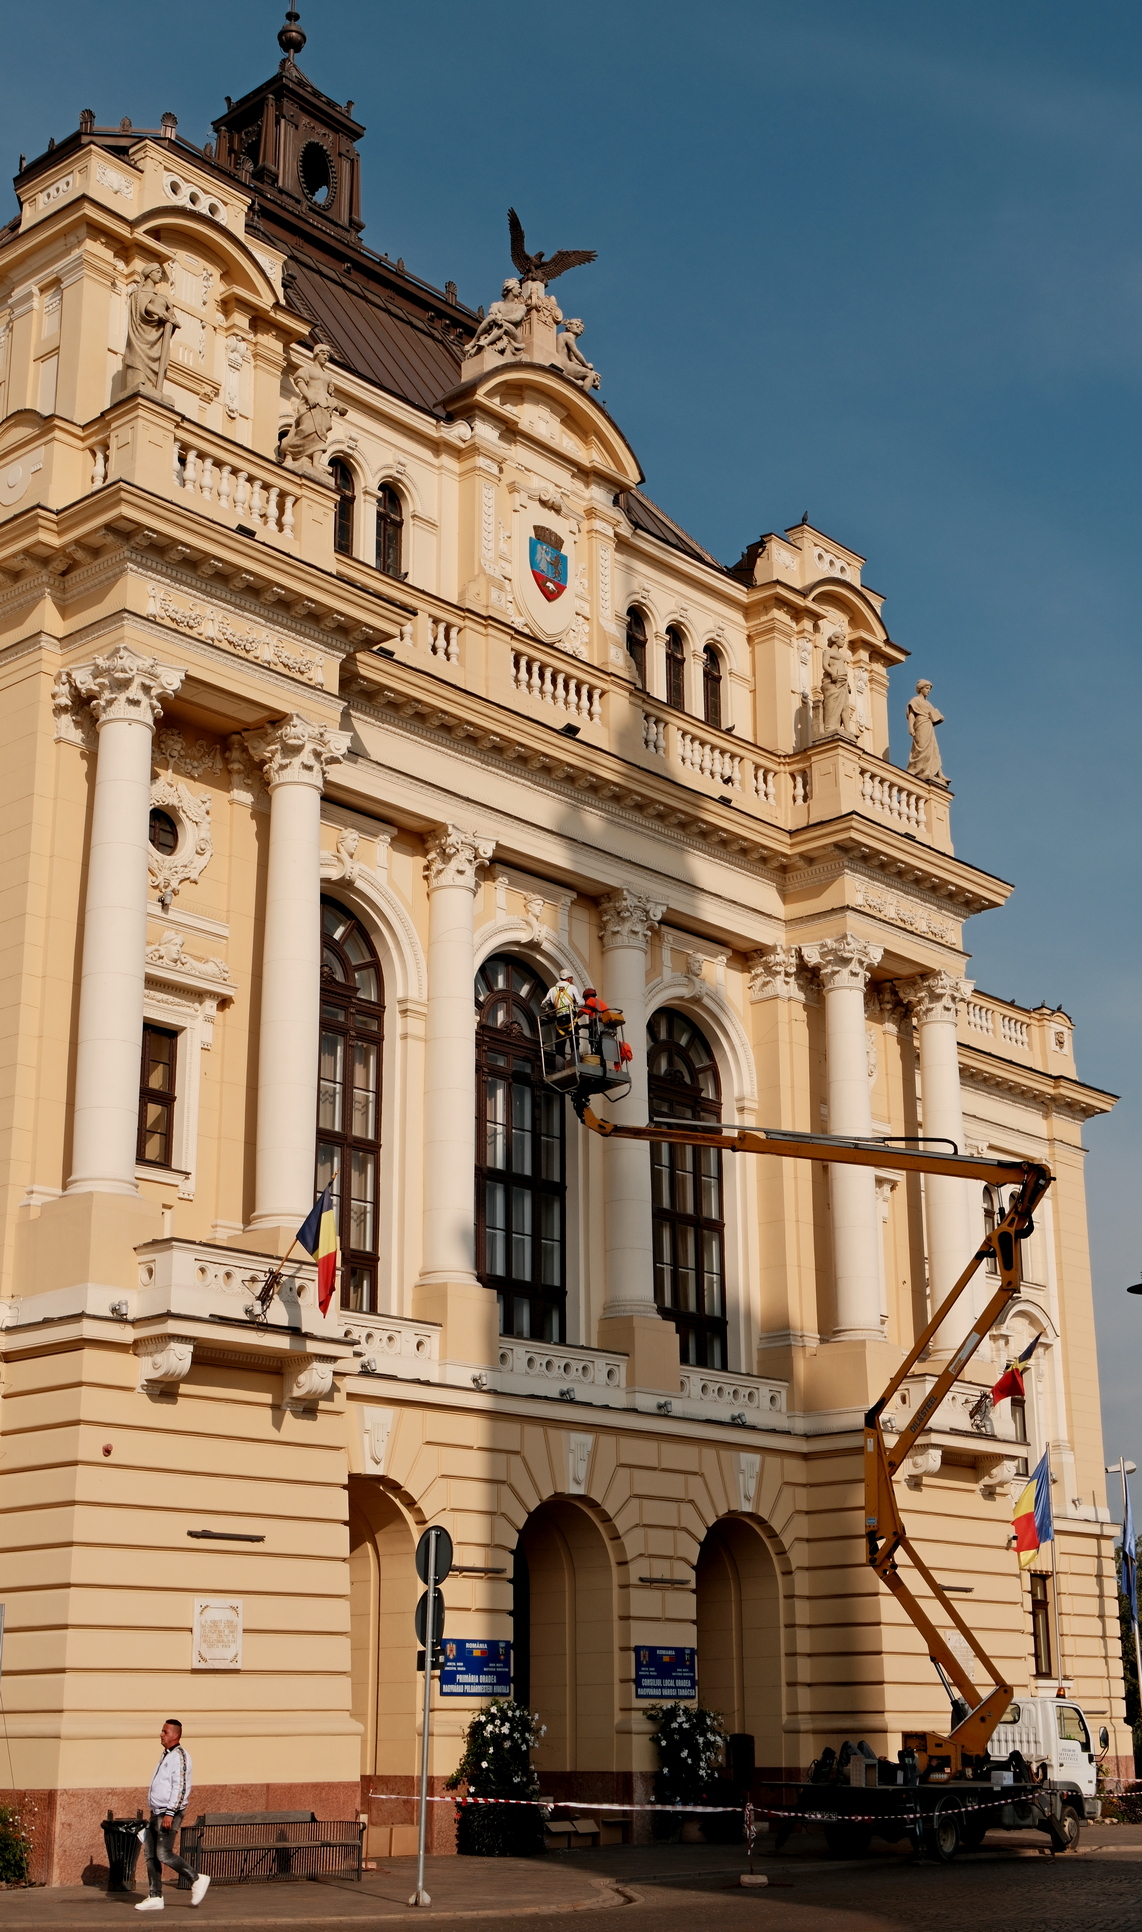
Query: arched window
648 1009 726 1367
702 644 723 730
316 899 384 1313
625 606 647 689
375 484 404 578
331 458 355 556
475 955 566 1342
665 625 686 710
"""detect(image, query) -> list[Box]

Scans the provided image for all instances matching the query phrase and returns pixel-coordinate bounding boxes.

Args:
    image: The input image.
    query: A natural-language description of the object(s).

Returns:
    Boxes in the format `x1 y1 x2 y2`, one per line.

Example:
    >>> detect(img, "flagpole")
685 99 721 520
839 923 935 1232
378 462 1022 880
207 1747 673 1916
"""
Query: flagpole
256 1173 340 1312
1047 1443 1065 1685
1119 1456 1142 1714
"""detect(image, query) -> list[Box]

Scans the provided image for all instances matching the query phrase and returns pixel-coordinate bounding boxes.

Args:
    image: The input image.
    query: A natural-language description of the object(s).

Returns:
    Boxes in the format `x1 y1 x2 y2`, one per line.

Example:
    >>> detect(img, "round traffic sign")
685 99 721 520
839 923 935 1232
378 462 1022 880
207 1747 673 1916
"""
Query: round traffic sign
414 1586 445 1648
415 1525 454 1585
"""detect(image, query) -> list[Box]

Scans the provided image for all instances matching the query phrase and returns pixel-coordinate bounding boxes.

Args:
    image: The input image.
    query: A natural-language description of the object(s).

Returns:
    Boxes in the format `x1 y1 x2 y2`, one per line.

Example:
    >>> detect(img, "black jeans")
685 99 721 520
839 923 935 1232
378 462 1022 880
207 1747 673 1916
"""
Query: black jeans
143 1810 199 1896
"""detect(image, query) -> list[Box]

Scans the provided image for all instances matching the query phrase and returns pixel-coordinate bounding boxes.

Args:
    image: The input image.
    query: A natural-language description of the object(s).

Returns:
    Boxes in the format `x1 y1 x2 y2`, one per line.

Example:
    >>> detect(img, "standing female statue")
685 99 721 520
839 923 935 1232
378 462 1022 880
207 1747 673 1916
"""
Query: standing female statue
819 632 855 737
906 679 948 783
121 264 179 397
278 346 347 476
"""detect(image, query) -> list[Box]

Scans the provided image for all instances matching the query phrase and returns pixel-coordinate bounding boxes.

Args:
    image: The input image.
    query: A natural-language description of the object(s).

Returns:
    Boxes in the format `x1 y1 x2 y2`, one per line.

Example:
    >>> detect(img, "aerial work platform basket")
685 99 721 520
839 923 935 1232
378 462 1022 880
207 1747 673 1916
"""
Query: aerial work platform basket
539 1001 631 1102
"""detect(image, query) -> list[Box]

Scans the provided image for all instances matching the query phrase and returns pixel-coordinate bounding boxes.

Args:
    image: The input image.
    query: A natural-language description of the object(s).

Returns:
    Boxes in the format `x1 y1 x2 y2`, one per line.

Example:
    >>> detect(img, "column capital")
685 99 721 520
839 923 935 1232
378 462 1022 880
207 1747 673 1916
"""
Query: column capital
73 644 184 729
896 970 972 1024
801 933 882 992
423 823 496 892
599 888 665 952
244 713 351 790
747 945 806 1003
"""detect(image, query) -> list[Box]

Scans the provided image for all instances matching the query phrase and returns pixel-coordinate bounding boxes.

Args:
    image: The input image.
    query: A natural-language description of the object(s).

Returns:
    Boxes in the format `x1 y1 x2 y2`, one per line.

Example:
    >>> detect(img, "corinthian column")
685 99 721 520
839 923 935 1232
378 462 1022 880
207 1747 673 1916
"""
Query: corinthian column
801 935 884 1341
595 888 680 1391
897 970 973 1346
67 646 184 1194
245 714 350 1233
414 825 497 1363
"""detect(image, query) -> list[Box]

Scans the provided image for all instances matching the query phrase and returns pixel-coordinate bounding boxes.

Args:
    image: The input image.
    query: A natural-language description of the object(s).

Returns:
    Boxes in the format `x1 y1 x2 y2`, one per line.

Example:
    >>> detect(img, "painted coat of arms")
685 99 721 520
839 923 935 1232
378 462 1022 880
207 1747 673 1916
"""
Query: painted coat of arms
529 525 568 602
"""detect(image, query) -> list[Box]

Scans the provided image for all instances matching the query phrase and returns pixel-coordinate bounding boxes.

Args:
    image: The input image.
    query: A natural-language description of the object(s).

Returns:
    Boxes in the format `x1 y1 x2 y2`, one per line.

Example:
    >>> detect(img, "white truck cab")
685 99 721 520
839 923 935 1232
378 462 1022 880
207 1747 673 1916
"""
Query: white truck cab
989 1696 1100 1801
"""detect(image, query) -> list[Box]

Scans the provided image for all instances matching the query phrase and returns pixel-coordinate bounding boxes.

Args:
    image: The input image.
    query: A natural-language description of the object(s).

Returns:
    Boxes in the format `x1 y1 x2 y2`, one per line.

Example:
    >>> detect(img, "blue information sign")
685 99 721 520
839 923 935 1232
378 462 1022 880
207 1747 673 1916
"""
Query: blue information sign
634 1645 697 1700
439 1638 512 1698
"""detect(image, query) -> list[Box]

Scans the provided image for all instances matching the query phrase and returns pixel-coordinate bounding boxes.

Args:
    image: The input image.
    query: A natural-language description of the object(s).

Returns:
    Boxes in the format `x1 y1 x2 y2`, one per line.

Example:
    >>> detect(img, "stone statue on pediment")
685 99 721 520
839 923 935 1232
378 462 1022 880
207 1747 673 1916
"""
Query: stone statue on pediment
906 679 947 783
556 318 600 392
278 345 347 478
463 279 527 362
120 264 179 398
819 631 855 737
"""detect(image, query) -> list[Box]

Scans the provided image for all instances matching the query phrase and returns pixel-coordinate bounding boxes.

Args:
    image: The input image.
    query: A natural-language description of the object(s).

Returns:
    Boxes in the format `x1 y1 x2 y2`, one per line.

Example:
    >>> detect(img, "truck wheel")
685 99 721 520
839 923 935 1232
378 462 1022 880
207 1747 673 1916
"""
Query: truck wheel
823 1823 872 1858
1050 1803 1082 1852
925 1799 960 1863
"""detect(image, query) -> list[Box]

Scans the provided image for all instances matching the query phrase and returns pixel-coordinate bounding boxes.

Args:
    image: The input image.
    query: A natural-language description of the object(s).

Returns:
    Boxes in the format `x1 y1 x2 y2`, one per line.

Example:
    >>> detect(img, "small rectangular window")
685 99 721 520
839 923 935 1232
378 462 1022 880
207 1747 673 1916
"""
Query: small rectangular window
1030 1572 1053 1676
138 1025 178 1167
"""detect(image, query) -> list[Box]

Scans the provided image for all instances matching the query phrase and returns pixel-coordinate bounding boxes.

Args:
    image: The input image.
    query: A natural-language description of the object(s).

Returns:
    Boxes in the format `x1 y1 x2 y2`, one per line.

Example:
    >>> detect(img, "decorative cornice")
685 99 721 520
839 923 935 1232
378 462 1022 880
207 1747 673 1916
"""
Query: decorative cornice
72 643 183 728
423 824 496 892
598 888 665 952
958 1045 1115 1122
244 713 351 790
800 934 882 992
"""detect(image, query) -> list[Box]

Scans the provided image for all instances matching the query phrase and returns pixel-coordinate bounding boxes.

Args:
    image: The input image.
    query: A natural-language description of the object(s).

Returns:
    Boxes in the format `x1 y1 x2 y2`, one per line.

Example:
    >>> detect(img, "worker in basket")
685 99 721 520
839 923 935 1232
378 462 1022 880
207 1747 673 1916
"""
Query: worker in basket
541 971 580 1034
579 989 633 1068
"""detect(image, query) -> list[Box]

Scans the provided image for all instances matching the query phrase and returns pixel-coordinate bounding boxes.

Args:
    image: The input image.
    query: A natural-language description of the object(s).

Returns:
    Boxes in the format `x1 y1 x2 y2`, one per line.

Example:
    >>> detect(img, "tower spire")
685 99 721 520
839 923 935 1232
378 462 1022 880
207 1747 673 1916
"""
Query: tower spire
277 8 307 65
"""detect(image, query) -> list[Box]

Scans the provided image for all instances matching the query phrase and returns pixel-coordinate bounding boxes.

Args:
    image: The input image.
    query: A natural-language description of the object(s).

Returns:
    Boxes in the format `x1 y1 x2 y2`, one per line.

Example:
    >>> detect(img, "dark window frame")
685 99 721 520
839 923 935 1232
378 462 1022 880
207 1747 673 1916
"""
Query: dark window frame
331 458 355 557
625 606 648 690
702 643 723 730
648 1008 727 1368
137 1023 178 1168
664 625 686 711
1030 1571 1053 1676
375 484 404 578
148 808 179 856
316 898 384 1314
474 954 567 1344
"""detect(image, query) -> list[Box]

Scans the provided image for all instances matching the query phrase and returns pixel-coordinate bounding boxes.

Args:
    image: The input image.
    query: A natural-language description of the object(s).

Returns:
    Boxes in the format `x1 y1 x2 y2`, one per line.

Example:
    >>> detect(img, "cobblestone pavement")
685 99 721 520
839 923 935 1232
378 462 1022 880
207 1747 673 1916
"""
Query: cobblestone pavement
4 1827 1142 1930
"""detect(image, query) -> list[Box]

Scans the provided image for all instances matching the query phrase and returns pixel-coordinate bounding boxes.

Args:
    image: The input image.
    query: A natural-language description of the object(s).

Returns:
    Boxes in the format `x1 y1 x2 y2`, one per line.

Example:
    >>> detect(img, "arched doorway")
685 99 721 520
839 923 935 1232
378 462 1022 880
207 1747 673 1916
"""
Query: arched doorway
515 1501 615 1779
695 1518 783 1774
348 1481 418 1778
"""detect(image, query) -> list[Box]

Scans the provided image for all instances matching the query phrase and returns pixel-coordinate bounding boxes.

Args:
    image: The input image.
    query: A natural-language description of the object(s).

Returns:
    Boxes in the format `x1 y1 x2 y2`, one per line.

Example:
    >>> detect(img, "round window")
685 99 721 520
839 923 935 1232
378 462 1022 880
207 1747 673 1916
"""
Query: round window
149 808 179 856
298 141 336 209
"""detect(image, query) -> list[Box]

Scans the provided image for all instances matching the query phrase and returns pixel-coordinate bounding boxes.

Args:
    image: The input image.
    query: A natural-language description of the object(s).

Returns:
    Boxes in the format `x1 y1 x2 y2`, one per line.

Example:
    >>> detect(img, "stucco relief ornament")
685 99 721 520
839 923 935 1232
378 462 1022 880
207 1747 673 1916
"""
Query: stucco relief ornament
72 644 184 728
598 888 665 952
51 668 94 747
148 773 214 905
423 824 496 892
747 945 804 1003
278 345 347 480
244 713 351 789
906 679 948 784
119 263 179 398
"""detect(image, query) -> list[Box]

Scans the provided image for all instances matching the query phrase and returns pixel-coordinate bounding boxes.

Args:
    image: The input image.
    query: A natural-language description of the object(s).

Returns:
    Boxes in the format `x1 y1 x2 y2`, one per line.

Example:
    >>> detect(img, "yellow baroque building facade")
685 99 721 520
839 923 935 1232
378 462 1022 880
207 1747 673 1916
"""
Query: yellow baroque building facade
0 18 1127 1885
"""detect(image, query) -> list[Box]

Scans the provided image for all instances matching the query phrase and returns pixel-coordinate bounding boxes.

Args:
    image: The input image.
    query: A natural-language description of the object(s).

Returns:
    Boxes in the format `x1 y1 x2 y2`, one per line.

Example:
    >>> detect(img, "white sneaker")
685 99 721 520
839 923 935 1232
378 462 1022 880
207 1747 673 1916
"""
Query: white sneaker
135 1900 164 1913
190 1873 211 1906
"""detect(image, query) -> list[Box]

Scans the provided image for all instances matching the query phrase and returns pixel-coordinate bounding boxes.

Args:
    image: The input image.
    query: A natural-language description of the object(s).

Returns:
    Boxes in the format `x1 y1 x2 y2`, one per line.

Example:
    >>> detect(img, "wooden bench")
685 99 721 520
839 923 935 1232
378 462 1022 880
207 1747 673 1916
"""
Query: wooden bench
176 1811 364 1887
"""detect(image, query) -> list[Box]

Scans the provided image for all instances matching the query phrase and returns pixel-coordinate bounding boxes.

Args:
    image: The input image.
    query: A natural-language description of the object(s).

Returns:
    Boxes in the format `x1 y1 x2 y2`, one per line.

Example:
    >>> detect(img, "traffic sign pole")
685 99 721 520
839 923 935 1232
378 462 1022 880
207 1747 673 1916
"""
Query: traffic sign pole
410 1526 449 1907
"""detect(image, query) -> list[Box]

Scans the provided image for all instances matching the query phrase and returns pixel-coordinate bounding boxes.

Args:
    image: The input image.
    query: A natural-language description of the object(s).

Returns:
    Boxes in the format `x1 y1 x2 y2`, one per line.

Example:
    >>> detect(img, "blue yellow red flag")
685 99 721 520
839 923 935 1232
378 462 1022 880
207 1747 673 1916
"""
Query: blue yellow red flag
297 1183 338 1316
1012 1451 1053 1570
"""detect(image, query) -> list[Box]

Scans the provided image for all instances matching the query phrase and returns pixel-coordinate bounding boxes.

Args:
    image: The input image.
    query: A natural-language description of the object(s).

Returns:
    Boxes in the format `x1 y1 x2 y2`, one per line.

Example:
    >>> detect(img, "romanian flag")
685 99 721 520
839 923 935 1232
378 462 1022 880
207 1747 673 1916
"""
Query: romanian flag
297 1184 338 1316
991 1333 1041 1406
1012 1451 1054 1570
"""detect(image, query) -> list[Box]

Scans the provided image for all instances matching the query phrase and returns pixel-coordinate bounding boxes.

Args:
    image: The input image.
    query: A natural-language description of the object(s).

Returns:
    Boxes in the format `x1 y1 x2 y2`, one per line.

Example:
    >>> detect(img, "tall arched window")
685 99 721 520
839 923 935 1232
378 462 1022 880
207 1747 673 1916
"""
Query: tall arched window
665 625 686 710
316 899 384 1312
331 458 355 557
475 955 566 1342
702 644 723 729
375 484 404 578
625 606 647 689
648 1009 726 1367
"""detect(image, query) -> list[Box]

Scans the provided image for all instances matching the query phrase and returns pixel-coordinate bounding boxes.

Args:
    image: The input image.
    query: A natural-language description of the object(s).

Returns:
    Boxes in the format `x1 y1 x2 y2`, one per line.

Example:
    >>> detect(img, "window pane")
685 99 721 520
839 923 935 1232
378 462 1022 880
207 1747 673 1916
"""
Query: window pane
703 1229 723 1314
673 1145 694 1215
323 944 347 980
486 1077 507 1168
317 1141 340 1228
484 1181 506 1275
345 1267 374 1314
540 1195 562 1287
350 1149 376 1251
351 1041 378 1139
654 1220 673 1306
675 1225 697 1310
511 1081 532 1175
355 965 379 1000
512 1294 532 1339
144 1031 174 1090
143 1101 170 1165
319 1032 344 1130
651 1144 671 1208
540 1092 563 1181
511 1187 532 1279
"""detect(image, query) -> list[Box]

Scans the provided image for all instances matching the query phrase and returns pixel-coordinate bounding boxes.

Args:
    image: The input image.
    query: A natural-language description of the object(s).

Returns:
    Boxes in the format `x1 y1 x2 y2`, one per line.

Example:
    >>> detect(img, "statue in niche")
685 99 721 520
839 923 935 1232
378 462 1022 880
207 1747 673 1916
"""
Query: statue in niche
462 279 527 362
278 345 347 478
555 318 600 392
906 679 948 783
120 264 179 397
819 630 855 737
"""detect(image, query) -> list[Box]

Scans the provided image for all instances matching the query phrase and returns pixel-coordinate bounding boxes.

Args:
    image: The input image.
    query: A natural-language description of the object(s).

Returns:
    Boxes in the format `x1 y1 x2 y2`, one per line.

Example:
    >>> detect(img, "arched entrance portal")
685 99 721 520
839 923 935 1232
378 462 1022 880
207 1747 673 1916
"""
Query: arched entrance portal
514 1501 616 1780
695 1518 783 1774
348 1480 418 1778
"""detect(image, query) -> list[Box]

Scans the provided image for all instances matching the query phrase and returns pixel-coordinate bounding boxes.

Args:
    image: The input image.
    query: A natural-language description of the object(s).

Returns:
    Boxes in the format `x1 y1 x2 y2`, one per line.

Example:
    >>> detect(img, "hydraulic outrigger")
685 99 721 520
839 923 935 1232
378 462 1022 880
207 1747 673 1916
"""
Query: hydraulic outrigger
555 1054 1050 1774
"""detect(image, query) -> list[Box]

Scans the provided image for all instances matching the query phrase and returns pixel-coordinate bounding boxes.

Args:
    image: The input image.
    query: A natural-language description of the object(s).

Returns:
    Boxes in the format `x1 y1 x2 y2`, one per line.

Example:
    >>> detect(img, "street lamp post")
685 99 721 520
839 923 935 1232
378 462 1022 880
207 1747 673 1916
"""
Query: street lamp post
1106 1455 1141 1733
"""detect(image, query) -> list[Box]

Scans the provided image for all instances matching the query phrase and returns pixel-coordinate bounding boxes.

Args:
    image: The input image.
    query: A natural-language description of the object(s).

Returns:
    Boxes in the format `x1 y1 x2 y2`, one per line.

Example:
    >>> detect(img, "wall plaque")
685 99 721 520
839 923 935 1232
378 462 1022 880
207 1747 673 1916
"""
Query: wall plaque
634 1645 696 1700
192 1597 243 1670
438 1639 511 1698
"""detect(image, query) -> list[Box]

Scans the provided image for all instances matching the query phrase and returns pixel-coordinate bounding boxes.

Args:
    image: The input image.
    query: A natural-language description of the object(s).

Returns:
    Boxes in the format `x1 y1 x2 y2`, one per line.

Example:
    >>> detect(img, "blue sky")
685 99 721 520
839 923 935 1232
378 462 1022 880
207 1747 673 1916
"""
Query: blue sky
4 1 1139 1483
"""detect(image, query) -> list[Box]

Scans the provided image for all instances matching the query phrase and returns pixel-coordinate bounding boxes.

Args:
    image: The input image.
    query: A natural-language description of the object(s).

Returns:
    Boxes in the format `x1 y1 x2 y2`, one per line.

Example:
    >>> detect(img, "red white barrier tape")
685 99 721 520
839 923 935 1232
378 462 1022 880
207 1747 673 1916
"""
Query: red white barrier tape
371 1790 1034 1825
369 1794 743 1811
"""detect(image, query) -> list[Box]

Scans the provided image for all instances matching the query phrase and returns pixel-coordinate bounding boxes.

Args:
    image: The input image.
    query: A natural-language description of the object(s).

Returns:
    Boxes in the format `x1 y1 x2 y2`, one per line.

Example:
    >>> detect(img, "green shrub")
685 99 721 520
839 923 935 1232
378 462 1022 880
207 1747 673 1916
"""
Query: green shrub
448 1700 546 1857
0 1805 31 1885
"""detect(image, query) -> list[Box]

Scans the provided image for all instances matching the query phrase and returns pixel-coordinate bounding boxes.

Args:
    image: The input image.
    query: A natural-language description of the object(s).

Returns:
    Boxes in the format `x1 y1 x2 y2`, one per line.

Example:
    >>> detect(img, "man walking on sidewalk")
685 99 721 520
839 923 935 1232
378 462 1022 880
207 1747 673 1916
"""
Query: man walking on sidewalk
136 1719 211 1911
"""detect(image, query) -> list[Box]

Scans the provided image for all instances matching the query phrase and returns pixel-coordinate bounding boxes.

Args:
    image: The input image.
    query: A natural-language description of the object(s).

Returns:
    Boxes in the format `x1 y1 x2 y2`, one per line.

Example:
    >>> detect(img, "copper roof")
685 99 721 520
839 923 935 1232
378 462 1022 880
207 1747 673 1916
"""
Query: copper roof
617 490 728 573
284 253 465 415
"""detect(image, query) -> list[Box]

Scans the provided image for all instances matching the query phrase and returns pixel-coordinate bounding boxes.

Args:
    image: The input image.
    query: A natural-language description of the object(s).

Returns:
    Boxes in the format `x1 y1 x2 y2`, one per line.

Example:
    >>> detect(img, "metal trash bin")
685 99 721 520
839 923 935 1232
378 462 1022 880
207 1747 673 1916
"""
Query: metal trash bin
102 1810 145 1894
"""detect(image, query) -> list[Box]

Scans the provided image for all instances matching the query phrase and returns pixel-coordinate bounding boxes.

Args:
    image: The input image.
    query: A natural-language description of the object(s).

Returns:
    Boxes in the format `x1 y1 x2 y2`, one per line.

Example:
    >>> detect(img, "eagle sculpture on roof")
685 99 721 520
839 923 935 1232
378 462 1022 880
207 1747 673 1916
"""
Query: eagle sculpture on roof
508 208 597 287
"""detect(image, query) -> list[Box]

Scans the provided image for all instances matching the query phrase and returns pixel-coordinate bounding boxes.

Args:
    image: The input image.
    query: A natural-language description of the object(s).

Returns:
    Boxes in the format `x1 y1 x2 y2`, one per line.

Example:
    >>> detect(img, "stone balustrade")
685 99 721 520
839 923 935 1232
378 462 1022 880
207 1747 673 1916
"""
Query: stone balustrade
173 439 297 539
512 649 603 721
654 1367 790 1428
340 1308 441 1379
495 1339 627 1404
859 762 928 835
676 728 742 790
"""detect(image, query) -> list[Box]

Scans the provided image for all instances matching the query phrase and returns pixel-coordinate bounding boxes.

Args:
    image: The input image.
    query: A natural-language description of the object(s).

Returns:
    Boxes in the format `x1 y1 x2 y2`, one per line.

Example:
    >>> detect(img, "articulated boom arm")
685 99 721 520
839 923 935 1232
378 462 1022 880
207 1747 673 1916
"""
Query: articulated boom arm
576 1103 1052 1768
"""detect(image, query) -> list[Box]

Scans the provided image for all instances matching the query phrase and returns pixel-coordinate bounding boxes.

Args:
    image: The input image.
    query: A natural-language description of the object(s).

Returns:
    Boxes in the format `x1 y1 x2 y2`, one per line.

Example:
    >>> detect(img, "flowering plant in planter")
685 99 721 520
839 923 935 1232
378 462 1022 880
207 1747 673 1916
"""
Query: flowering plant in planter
645 1703 731 1839
0 1804 32 1885
447 1700 547 1857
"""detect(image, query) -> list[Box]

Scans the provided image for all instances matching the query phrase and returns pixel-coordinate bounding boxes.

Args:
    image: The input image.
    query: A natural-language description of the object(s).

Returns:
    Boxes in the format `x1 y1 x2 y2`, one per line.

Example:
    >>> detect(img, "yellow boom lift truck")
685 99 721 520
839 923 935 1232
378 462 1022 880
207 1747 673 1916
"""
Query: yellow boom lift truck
541 1000 1107 1862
